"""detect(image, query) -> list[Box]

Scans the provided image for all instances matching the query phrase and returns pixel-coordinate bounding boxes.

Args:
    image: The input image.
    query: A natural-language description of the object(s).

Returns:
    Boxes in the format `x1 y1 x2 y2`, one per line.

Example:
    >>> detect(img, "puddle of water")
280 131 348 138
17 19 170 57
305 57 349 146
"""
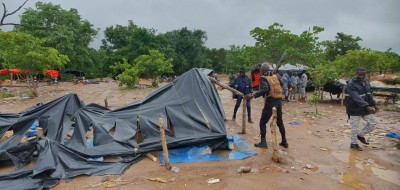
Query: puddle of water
342 173 368 190
332 150 400 186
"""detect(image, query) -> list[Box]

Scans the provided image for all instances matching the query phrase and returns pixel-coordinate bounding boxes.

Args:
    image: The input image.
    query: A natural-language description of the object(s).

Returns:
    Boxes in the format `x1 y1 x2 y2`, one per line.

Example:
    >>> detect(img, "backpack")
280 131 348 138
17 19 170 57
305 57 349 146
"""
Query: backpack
260 75 283 99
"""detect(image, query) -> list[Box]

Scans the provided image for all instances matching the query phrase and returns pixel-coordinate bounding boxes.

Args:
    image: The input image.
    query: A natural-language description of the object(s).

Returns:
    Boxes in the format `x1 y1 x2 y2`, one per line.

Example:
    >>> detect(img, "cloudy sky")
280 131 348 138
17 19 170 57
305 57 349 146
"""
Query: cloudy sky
2 0 400 53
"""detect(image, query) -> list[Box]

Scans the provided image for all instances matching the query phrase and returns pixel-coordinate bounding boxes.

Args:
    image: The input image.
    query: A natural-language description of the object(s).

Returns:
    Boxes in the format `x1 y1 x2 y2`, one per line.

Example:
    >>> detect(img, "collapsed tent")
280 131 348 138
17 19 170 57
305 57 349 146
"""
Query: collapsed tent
0 68 228 189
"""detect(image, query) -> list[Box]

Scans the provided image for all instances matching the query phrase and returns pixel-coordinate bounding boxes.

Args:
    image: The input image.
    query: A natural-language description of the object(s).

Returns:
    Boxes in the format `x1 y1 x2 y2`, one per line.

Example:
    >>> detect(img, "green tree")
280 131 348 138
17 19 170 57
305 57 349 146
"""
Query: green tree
322 32 362 61
110 58 138 87
0 31 68 96
205 48 227 73
17 2 97 73
333 49 384 78
162 27 208 74
133 49 173 86
250 23 324 68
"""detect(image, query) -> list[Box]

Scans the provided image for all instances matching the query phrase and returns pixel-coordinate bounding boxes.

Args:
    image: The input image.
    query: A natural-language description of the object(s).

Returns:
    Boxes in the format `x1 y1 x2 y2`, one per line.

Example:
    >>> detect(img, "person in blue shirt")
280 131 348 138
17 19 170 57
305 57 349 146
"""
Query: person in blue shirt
230 67 254 123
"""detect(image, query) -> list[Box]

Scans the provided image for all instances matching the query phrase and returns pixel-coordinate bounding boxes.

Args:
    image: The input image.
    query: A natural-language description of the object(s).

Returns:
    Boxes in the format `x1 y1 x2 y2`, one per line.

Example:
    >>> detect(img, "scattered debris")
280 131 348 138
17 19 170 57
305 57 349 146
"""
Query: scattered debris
207 178 221 184
147 177 176 183
171 166 181 173
237 166 251 174
319 147 328 151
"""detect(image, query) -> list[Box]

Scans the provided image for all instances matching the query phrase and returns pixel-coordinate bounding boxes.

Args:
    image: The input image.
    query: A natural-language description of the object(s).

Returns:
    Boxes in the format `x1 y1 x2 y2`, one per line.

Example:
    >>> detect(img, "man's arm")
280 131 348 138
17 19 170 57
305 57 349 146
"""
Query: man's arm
253 77 269 98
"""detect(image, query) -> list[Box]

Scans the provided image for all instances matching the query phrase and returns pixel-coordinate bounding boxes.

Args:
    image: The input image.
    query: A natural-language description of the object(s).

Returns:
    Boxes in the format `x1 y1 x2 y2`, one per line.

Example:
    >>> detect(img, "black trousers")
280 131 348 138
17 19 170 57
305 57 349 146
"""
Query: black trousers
259 99 286 140
233 96 251 118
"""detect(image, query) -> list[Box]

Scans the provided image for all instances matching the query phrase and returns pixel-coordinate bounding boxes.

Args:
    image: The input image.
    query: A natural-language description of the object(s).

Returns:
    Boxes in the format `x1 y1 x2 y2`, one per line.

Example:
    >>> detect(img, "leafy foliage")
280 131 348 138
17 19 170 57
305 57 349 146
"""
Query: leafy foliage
17 2 97 74
133 49 173 86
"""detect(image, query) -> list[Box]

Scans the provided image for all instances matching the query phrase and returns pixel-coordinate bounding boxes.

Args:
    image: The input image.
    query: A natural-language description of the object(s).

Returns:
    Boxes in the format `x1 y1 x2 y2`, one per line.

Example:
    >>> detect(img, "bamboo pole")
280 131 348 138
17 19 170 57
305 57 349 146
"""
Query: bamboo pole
159 117 171 170
241 99 247 134
270 107 279 163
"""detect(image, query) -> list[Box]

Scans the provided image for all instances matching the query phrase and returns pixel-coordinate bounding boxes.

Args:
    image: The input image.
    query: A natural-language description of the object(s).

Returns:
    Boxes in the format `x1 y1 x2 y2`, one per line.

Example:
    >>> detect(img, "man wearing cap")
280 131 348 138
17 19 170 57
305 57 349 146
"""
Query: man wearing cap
230 67 254 123
345 67 378 151
245 63 289 149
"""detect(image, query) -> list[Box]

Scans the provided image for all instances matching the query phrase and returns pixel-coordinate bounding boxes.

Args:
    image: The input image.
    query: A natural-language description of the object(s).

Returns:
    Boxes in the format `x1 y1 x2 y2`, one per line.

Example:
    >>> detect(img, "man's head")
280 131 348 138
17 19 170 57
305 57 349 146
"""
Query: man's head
356 67 367 81
260 63 270 74
239 67 245 76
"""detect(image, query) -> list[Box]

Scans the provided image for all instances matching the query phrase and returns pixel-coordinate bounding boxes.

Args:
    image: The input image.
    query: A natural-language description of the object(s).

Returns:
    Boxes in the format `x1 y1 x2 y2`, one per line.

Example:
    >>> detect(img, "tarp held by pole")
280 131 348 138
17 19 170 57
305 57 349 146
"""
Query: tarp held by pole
0 68 228 189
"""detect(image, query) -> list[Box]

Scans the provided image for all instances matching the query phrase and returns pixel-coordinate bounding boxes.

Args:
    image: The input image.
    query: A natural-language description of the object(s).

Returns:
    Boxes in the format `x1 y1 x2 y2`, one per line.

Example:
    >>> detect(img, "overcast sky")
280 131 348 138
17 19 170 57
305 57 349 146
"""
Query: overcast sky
2 0 400 53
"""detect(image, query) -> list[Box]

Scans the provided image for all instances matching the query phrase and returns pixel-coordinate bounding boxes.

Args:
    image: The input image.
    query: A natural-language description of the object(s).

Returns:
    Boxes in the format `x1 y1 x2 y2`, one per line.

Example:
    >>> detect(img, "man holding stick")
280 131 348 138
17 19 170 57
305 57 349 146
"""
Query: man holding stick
245 63 289 149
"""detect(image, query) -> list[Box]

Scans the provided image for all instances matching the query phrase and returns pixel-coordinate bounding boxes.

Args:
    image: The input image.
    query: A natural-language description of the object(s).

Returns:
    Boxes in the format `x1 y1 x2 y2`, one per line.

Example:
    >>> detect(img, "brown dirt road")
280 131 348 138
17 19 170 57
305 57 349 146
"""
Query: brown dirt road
1 78 399 190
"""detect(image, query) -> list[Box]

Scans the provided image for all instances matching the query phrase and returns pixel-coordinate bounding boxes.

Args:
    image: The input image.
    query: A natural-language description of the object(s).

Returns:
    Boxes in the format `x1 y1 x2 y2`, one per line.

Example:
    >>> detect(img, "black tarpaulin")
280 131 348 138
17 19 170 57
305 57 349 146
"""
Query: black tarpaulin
0 68 228 189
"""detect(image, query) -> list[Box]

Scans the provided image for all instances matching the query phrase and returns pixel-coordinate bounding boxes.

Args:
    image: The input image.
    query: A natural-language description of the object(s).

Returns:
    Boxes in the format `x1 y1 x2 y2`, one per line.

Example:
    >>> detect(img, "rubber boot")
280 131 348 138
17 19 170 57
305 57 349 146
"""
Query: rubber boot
248 117 254 123
285 96 290 102
279 136 289 148
254 137 268 149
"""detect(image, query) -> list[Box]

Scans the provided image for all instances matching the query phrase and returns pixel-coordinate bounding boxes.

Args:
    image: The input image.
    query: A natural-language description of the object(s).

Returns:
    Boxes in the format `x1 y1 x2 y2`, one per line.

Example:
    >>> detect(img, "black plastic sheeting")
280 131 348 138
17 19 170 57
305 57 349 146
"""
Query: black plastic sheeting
0 68 228 189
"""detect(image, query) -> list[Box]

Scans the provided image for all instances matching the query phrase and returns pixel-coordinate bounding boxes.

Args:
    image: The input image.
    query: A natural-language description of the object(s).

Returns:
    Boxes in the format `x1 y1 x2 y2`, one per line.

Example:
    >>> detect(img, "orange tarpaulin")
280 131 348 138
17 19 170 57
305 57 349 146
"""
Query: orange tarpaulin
0 70 8 75
8 69 22 74
45 70 60 78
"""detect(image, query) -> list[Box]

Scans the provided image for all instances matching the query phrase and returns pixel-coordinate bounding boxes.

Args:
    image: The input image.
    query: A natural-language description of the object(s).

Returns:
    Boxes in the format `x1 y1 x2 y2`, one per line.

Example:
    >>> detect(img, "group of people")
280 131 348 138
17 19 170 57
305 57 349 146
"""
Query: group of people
282 70 308 102
229 65 378 151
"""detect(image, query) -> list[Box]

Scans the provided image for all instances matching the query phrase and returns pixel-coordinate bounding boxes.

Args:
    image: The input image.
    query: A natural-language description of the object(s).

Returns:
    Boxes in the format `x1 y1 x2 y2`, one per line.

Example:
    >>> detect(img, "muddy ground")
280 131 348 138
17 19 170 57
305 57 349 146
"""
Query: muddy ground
0 76 399 190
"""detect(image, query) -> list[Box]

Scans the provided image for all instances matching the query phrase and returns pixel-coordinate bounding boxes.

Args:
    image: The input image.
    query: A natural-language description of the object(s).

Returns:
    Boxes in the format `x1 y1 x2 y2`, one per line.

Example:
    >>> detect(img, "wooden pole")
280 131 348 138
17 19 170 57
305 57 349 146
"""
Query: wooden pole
241 99 247 134
146 153 158 162
270 107 279 163
208 77 244 98
37 127 43 137
104 98 108 108
341 86 345 106
159 117 171 170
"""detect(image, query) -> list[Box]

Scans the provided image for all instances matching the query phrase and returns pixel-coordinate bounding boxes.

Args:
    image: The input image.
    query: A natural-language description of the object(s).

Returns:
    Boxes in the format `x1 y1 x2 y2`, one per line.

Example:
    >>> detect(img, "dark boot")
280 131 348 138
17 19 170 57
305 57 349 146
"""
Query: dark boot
248 117 254 123
279 141 289 148
285 96 290 102
254 137 268 149
232 115 236 120
357 135 369 145
350 144 363 151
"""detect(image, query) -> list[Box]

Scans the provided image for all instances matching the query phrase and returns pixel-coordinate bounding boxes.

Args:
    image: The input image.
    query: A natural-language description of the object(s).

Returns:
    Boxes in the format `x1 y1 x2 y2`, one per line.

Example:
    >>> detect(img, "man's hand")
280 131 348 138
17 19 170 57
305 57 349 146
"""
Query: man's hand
367 106 376 114
245 94 253 100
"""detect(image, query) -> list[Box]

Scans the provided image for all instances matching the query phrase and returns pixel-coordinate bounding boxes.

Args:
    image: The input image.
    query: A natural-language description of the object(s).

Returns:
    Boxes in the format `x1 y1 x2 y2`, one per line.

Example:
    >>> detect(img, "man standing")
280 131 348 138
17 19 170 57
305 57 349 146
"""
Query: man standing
246 63 288 149
290 72 299 100
230 67 254 123
345 68 378 151
282 71 291 102
299 70 308 101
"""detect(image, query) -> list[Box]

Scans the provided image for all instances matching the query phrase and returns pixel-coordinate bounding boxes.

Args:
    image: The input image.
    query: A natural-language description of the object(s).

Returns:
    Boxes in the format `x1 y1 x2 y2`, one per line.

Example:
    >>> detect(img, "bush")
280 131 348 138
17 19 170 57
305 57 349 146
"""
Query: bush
0 91 13 98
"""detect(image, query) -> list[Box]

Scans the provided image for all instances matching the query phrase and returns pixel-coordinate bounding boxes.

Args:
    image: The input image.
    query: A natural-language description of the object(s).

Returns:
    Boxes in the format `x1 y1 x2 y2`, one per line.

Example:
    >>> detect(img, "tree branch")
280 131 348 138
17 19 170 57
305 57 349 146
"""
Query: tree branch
0 0 28 27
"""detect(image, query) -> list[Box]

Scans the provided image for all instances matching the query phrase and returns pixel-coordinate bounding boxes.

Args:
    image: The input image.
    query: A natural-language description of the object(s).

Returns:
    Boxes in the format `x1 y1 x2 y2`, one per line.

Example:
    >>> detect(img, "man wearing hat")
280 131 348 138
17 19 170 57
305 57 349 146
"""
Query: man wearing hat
230 67 254 123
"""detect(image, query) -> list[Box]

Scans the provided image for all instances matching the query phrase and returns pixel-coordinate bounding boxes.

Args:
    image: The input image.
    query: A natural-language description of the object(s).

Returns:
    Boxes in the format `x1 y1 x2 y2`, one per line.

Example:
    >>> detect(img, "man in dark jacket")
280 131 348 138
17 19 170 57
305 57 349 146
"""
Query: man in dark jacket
245 63 288 149
230 67 254 123
345 67 378 151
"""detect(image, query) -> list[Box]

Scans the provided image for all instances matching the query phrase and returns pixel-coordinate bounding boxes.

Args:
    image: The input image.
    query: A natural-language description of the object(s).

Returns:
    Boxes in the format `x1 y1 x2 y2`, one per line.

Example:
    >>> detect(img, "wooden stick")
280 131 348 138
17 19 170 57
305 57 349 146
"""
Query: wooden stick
208 77 244 98
241 98 247 134
270 107 279 163
37 127 43 137
159 117 171 170
341 86 345 106
104 99 108 108
146 153 158 162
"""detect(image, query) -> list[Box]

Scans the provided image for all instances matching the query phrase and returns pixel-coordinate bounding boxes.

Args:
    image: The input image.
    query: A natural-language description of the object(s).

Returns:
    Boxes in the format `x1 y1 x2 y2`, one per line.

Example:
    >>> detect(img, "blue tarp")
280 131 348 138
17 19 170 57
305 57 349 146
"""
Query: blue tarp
160 134 256 164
